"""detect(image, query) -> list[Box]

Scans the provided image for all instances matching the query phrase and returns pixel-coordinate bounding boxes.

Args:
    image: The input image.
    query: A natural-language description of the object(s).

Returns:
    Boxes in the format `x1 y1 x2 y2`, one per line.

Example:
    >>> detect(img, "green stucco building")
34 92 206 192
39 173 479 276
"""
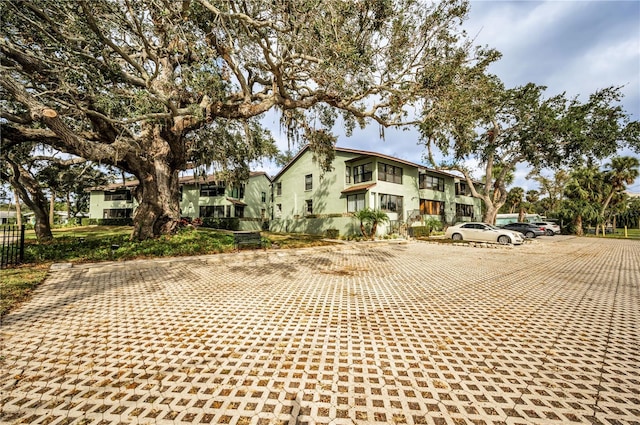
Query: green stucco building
269 146 481 237
88 146 481 236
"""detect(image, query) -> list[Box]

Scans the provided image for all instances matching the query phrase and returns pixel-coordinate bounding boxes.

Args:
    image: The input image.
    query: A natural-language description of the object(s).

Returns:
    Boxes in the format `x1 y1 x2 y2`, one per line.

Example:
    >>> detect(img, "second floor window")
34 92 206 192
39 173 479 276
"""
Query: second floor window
104 189 132 201
275 182 282 196
231 184 245 199
261 192 266 202
305 174 313 191
419 174 445 192
378 163 403 184
353 163 373 184
200 183 225 197
456 181 472 196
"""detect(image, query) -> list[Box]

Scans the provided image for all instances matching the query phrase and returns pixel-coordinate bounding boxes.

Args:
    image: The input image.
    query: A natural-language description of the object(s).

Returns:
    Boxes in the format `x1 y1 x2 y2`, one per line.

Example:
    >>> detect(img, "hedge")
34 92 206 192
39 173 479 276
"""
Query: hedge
200 217 240 231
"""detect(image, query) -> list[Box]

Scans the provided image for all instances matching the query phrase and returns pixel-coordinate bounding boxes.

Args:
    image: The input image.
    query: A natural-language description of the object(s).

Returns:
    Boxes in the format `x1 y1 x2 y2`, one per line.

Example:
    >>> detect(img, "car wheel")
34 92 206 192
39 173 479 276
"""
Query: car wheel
497 235 511 245
452 233 463 241
546 229 554 236
525 231 535 238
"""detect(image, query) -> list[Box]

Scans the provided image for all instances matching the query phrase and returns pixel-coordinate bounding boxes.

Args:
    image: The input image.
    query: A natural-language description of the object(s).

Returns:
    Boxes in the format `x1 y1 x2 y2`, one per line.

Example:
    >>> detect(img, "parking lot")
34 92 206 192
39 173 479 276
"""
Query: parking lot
1 236 639 424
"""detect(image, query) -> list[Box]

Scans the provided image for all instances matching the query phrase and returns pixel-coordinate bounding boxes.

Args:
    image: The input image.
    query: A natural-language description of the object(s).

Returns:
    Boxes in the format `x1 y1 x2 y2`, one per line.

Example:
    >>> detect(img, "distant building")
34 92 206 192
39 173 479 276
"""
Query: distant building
495 213 543 226
87 172 271 231
0 211 17 224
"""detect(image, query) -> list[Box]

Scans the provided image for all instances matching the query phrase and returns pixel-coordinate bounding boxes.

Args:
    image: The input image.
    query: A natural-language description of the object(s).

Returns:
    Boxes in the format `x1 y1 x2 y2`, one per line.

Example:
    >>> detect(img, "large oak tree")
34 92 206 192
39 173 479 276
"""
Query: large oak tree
1 0 494 239
420 75 640 224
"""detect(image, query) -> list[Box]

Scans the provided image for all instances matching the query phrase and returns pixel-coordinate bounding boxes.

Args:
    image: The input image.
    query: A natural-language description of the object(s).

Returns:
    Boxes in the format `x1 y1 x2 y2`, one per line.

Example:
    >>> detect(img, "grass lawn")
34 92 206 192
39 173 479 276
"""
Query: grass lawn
0 263 50 316
1 226 336 316
585 227 640 240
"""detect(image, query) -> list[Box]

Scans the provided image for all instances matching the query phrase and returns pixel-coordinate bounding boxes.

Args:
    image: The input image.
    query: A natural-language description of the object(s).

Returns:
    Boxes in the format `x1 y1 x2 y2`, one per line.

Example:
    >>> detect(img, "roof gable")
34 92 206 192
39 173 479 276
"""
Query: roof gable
272 144 466 180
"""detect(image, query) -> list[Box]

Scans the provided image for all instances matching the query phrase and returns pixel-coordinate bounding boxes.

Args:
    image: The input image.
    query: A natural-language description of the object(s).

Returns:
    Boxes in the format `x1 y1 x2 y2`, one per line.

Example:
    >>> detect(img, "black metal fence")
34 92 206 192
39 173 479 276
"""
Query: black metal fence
1 225 25 269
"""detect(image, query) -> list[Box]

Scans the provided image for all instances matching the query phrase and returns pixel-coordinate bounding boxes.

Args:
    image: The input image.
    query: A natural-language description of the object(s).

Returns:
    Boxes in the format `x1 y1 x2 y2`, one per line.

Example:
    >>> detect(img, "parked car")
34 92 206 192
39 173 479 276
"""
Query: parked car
501 222 545 238
444 222 525 245
531 221 561 236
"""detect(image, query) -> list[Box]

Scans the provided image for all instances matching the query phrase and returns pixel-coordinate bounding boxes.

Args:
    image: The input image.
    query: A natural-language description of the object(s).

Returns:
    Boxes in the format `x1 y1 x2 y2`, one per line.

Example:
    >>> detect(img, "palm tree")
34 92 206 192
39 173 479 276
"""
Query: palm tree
352 208 373 239
352 208 389 240
600 156 640 234
368 209 390 240
562 167 603 236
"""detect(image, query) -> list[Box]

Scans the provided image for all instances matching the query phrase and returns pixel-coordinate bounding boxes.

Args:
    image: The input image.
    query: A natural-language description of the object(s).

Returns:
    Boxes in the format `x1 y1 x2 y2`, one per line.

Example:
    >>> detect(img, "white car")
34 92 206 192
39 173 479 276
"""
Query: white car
444 222 525 245
531 221 561 236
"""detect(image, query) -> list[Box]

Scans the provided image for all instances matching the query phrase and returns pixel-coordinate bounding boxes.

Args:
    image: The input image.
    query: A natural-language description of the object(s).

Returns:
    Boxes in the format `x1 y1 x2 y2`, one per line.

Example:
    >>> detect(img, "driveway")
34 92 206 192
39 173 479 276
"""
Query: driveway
1 236 639 425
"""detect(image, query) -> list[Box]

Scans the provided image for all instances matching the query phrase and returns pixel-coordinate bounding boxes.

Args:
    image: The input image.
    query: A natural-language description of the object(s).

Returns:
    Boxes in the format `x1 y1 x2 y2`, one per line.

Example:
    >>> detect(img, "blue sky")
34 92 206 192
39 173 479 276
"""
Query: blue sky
259 0 640 193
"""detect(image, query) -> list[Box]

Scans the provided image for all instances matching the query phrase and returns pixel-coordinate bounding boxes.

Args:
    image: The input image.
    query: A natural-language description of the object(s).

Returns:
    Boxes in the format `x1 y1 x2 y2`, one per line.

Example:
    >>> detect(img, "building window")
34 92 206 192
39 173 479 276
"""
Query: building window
456 181 472 196
305 174 313 191
231 184 245 199
305 200 313 214
420 199 444 215
103 208 132 218
235 206 245 218
275 204 282 218
104 189 132 201
379 194 403 212
199 205 226 218
378 163 403 184
347 193 366 212
200 182 226 197
456 203 475 218
345 166 351 184
261 209 266 219
261 192 266 203
275 182 282 196
419 174 445 192
353 163 373 184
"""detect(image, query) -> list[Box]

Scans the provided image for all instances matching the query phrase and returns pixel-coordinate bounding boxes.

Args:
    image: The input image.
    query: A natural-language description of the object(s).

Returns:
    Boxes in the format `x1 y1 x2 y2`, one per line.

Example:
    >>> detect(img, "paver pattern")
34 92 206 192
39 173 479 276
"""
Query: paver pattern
1 236 639 425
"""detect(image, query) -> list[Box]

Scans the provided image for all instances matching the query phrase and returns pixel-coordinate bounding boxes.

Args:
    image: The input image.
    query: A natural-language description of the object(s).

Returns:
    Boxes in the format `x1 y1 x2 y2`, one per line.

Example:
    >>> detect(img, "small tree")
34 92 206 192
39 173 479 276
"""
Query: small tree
352 208 373 239
369 210 390 240
352 208 389 240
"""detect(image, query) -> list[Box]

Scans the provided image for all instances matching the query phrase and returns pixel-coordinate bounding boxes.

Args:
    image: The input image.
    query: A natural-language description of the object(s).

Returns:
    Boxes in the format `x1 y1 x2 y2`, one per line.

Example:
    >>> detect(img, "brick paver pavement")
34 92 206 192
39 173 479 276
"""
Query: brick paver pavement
1 236 639 425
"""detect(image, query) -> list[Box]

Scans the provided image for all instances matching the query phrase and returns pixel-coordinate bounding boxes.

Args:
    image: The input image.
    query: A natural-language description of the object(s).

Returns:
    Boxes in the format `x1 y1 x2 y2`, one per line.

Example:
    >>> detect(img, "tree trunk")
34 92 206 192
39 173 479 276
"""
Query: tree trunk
6 159 53 241
15 192 22 227
518 207 525 222
66 192 72 225
49 190 55 226
359 222 368 238
483 203 500 225
129 161 181 241
575 215 583 236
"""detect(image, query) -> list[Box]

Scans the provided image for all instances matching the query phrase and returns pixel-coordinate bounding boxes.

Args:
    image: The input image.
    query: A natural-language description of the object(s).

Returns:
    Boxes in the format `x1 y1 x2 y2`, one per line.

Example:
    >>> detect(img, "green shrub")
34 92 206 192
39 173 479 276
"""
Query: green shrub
97 218 133 226
325 228 339 238
81 218 98 226
200 217 240 230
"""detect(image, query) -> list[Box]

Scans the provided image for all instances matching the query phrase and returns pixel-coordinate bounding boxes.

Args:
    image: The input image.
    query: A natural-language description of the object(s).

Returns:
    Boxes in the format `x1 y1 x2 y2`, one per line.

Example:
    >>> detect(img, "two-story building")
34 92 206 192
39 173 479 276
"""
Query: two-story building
88 172 271 231
268 146 481 236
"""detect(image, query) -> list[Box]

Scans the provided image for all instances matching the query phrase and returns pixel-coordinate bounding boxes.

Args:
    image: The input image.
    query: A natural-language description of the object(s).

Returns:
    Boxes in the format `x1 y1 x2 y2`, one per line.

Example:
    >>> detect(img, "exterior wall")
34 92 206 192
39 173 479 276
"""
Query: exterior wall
270 149 440 237
89 191 137 219
88 173 271 228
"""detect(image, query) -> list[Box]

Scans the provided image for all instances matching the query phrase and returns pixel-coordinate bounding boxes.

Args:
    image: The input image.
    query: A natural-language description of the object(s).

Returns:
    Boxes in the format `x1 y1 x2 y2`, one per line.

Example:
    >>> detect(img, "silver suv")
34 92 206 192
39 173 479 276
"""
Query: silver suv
532 221 561 236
